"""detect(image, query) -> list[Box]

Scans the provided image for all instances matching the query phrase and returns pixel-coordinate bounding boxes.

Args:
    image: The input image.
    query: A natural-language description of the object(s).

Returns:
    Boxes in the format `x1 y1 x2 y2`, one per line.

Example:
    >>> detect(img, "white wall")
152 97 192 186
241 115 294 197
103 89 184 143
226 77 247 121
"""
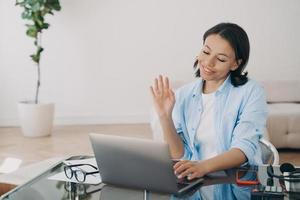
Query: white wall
1 0 300 126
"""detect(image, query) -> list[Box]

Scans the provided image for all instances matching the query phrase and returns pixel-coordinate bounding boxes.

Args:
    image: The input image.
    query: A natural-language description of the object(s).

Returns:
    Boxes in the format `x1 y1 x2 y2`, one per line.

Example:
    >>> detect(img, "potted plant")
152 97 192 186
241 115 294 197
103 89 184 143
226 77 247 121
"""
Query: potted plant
16 0 61 137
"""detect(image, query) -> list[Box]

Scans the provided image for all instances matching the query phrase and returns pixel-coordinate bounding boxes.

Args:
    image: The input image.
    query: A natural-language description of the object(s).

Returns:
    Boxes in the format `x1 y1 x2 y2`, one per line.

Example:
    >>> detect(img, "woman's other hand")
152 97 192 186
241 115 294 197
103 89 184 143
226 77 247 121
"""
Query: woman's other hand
150 75 175 117
173 160 210 180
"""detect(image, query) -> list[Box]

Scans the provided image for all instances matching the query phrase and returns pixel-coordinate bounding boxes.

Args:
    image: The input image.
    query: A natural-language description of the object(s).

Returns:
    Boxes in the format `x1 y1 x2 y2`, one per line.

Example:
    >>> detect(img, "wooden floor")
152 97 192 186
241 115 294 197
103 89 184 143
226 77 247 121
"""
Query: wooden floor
0 124 299 169
0 124 152 168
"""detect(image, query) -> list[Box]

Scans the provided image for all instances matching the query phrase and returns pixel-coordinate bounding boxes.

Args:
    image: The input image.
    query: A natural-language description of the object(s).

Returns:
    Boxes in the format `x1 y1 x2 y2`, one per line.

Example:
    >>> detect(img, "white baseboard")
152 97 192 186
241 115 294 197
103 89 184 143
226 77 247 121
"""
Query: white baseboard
0 114 150 127
0 118 19 127
54 114 150 125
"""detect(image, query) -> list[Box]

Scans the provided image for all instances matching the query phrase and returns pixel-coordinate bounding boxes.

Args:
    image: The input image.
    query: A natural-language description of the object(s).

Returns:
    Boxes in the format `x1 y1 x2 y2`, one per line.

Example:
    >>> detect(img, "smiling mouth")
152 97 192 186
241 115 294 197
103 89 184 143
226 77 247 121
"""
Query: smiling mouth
202 65 214 74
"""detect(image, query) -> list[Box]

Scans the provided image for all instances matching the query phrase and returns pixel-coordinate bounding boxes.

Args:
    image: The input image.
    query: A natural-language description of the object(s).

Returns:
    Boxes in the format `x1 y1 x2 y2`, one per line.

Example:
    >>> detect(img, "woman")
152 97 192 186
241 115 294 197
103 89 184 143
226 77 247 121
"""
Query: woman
150 23 268 182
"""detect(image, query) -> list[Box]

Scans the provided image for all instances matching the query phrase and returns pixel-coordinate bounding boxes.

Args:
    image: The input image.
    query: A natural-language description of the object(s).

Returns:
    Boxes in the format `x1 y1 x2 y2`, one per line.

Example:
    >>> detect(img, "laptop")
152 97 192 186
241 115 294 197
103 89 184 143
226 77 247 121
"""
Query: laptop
89 133 204 196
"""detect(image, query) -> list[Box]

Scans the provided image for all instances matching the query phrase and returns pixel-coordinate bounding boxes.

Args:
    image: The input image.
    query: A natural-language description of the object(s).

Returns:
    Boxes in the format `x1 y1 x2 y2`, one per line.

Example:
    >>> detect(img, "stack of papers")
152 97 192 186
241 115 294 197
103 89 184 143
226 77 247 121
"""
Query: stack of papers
48 158 102 185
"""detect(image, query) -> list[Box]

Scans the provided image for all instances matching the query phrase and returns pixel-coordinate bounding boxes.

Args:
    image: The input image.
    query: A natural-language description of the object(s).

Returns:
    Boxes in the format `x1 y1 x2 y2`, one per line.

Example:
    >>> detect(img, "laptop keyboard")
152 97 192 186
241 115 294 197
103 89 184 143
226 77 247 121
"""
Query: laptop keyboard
176 176 204 190
176 177 194 185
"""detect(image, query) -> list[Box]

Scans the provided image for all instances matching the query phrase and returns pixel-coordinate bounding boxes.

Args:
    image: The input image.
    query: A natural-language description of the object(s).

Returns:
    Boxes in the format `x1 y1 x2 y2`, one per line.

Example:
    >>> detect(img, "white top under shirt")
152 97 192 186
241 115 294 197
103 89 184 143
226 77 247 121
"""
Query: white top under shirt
196 92 218 159
196 92 217 200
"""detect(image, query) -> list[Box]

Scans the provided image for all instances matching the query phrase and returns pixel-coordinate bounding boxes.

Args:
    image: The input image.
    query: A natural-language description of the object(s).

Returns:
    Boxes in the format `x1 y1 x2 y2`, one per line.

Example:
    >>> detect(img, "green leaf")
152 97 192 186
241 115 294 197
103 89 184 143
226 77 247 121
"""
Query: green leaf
31 2 41 12
41 7 50 16
15 1 26 6
30 54 39 63
30 46 44 63
41 23 49 29
27 0 35 7
35 18 44 28
32 12 45 30
37 46 44 55
21 11 32 19
45 0 61 11
26 26 38 38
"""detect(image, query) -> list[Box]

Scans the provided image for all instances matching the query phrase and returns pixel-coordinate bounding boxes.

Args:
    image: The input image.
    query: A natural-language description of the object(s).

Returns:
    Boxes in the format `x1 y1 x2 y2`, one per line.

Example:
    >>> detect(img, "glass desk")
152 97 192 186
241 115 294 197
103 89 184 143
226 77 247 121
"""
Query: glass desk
0 156 298 200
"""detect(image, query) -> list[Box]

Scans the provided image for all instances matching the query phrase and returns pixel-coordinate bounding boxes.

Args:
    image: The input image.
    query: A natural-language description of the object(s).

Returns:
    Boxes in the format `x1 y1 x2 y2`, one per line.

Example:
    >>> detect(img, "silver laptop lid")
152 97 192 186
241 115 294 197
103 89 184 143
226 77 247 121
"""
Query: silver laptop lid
89 133 178 193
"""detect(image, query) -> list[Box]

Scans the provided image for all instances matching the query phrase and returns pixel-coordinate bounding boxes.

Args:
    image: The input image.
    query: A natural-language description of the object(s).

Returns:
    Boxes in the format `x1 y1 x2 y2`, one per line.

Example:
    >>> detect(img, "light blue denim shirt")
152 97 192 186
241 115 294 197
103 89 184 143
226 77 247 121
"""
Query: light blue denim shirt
172 75 268 165
171 75 268 200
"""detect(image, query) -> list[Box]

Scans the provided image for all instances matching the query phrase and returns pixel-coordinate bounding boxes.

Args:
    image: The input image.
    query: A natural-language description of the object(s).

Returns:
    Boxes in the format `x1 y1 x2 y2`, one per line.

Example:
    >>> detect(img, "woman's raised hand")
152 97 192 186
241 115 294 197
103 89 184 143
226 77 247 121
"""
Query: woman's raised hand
150 75 175 118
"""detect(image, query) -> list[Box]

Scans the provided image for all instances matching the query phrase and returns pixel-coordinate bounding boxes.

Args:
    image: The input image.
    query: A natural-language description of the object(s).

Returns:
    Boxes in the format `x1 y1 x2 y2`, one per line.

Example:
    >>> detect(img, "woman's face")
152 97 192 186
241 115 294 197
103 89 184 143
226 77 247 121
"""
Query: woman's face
197 34 240 83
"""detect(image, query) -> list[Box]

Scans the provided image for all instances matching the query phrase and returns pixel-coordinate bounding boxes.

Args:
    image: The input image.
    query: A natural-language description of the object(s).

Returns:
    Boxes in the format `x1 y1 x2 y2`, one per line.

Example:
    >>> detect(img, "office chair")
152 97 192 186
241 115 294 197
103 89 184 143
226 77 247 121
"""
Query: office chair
259 138 279 165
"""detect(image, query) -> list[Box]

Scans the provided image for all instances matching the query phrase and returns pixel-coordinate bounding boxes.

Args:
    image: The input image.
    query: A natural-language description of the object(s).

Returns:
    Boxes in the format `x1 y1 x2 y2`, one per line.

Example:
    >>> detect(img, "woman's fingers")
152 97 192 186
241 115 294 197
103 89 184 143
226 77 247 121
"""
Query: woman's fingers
152 75 172 97
150 86 155 98
164 76 169 91
173 160 207 180
173 160 203 180
178 167 195 179
173 160 188 170
158 75 163 95
152 77 162 97
174 161 193 175
154 78 159 94
187 171 200 180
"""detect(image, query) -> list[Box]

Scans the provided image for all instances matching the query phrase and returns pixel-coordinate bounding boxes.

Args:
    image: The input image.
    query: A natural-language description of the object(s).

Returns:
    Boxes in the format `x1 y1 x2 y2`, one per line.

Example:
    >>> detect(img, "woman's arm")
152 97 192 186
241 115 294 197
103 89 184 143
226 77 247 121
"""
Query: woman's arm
150 75 184 158
158 115 184 159
174 148 246 180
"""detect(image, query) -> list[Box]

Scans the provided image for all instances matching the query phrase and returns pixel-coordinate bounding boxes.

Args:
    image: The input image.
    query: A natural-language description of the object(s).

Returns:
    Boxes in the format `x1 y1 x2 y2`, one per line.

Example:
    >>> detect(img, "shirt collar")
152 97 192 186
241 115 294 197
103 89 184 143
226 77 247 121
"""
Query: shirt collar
192 74 232 97
192 79 203 98
216 74 232 94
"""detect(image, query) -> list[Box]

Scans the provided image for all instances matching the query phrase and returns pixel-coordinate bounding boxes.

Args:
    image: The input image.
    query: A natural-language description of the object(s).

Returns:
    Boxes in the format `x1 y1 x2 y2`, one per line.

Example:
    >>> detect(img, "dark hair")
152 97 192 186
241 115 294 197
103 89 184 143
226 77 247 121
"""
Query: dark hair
194 22 250 87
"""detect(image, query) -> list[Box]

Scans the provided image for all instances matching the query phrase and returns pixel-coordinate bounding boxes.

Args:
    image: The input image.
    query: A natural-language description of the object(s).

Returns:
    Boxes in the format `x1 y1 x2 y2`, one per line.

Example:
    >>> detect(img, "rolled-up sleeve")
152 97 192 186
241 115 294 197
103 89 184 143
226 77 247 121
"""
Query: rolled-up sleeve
230 84 268 165
177 131 192 160
172 89 192 160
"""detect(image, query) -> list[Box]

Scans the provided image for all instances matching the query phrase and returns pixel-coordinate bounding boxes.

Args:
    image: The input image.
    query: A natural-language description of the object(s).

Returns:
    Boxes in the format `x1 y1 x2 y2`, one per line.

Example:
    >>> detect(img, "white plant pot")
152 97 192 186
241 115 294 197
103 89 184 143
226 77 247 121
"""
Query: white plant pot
18 101 55 137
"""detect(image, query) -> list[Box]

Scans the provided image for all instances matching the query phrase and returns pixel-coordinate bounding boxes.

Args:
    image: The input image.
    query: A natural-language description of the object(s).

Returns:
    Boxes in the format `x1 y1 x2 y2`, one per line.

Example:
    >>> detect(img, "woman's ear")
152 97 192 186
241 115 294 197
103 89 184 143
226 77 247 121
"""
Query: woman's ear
231 59 242 71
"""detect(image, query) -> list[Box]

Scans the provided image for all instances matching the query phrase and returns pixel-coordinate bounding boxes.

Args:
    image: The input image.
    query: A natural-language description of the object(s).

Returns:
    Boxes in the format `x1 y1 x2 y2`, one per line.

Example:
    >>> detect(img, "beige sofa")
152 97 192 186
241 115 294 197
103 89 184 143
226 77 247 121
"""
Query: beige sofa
262 80 300 149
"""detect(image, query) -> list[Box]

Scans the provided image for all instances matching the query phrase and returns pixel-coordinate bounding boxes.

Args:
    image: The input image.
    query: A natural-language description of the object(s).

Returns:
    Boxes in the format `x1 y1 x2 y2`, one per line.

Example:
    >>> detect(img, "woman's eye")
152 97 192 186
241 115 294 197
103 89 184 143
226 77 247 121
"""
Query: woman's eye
217 58 226 62
203 51 209 55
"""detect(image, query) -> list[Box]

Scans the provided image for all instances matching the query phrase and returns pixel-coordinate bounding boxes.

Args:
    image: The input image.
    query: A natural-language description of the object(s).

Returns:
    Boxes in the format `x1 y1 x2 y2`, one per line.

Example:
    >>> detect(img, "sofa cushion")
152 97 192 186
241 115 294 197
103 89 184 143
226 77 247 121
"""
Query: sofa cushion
261 80 300 103
267 103 300 148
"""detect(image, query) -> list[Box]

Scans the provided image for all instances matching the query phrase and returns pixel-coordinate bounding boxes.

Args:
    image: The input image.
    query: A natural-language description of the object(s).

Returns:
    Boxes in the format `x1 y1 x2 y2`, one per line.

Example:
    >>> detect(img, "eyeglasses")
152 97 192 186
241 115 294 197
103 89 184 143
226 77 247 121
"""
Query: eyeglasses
64 164 99 183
